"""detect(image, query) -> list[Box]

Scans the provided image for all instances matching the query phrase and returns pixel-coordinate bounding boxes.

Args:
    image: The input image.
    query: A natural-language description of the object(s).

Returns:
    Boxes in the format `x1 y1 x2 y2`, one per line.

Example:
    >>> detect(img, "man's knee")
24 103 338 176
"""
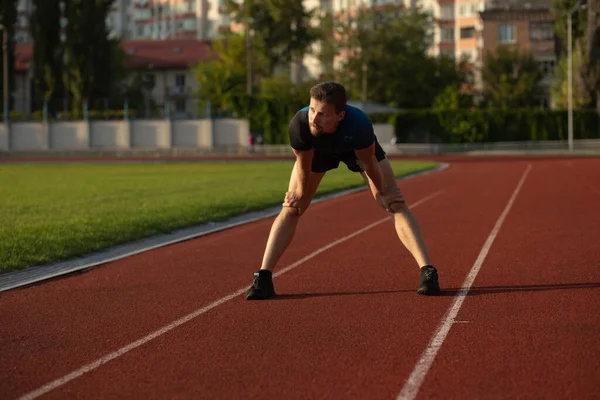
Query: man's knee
280 205 303 218
388 201 407 214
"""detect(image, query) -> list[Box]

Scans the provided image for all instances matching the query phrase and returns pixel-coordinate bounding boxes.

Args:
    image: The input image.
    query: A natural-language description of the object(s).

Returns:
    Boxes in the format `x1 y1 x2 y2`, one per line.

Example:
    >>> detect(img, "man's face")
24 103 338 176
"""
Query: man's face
308 98 345 136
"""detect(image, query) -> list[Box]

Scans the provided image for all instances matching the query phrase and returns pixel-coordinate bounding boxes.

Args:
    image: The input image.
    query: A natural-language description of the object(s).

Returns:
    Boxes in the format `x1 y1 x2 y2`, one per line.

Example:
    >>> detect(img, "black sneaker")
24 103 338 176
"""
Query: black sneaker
245 270 276 300
417 265 440 295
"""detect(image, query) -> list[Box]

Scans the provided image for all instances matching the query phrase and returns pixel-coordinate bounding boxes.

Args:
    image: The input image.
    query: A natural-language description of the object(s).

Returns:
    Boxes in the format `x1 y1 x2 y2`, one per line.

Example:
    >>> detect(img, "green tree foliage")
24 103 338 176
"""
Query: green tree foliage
0 0 16 110
481 45 543 109
62 0 125 113
336 7 469 108
551 50 591 108
223 0 320 76
192 34 249 116
30 0 62 108
552 0 600 110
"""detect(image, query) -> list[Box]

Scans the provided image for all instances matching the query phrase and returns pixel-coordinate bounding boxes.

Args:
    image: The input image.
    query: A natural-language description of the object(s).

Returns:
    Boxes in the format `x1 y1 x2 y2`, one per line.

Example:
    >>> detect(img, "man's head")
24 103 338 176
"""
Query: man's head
308 81 347 136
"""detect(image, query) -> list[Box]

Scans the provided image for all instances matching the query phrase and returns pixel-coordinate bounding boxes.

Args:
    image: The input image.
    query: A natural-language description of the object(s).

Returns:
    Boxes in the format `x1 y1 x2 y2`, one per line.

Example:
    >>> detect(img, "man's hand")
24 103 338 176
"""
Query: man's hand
377 186 405 213
283 191 311 216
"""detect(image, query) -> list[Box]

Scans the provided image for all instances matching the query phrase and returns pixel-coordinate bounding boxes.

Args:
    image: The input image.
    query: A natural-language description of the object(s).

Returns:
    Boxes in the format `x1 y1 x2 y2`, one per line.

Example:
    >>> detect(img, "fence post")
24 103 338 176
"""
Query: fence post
83 100 88 120
124 98 129 120
165 102 171 120
43 100 48 122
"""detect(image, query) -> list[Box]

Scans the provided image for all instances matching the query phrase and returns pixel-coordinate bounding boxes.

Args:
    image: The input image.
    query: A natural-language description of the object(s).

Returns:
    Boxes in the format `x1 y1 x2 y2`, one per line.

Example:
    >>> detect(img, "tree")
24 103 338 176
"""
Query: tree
335 7 468 108
224 0 320 77
551 50 591 108
0 0 16 112
584 0 600 112
552 0 600 111
480 45 543 109
30 0 62 111
192 34 249 116
62 0 125 114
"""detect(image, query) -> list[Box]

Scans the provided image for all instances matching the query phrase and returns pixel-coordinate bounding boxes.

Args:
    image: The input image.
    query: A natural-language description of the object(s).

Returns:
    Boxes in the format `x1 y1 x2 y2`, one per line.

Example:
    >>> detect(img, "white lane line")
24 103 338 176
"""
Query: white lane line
396 164 532 400
17 190 445 400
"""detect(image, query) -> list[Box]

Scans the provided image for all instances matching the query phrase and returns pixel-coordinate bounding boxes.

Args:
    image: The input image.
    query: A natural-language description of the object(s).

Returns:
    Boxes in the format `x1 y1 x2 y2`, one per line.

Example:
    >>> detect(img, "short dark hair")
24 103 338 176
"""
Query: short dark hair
309 81 347 113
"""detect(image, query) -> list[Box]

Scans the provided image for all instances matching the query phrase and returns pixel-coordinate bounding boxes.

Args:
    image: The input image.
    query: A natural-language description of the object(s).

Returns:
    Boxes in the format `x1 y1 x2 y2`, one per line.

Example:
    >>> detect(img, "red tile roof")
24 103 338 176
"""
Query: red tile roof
14 39 214 73
121 39 213 70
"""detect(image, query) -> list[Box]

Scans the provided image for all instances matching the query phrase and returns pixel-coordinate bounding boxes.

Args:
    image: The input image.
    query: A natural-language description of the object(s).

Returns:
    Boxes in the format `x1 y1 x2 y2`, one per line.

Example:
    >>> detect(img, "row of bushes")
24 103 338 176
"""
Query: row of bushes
369 109 600 143
233 98 600 144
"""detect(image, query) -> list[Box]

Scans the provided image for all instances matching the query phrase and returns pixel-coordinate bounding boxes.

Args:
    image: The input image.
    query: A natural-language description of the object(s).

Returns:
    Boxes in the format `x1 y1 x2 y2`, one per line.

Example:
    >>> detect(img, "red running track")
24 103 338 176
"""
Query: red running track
1 157 599 400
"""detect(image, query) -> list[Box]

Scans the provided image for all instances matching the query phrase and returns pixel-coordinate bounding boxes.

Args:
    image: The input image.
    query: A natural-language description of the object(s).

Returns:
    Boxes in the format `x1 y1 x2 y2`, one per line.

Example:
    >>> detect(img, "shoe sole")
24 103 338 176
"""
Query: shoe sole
245 290 276 300
417 285 441 295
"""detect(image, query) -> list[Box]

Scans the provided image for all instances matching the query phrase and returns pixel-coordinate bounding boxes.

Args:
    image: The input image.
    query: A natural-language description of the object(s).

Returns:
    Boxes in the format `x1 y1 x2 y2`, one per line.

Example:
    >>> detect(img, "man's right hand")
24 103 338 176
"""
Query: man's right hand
377 187 405 213
283 191 310 216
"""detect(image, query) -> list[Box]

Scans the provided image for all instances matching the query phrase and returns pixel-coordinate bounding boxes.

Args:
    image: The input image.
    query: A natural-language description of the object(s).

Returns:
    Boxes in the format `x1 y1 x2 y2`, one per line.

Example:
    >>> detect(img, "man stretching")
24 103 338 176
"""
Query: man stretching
246 82 440 300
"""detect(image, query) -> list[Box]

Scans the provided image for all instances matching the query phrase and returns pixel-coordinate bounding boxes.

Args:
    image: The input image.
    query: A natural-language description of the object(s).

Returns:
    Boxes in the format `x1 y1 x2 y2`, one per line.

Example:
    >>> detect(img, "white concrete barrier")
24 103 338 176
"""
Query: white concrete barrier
90 121 131 149
214 118 249 147
172 119 212 148
0 123 8 151
131 120 172 149
50 122 89 150
10 122 48 151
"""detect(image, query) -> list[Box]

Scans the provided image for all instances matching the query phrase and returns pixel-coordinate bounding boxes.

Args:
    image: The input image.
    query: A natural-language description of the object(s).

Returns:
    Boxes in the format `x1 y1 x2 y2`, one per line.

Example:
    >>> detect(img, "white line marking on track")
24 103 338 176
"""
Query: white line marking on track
17 190 445 400
396 163 532 400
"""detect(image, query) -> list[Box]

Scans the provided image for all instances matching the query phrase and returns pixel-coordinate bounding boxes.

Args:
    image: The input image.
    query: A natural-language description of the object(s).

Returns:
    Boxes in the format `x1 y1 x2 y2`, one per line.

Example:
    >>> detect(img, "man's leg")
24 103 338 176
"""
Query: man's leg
360 157 440 295
260 161 325 272
246 161 325 300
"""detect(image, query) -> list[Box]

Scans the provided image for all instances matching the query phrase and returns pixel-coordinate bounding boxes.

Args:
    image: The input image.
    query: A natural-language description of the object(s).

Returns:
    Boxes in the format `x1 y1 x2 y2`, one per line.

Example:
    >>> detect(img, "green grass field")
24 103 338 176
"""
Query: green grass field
0 160 438 274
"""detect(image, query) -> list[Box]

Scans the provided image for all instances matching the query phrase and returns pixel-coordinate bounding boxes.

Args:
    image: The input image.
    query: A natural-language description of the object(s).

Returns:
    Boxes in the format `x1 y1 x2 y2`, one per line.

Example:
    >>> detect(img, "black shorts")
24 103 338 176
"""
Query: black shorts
312 140 387 173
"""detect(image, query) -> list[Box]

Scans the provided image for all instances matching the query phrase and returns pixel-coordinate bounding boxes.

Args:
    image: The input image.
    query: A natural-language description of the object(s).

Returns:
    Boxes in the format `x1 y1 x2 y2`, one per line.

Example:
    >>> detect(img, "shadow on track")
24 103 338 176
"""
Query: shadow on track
271 283 600 300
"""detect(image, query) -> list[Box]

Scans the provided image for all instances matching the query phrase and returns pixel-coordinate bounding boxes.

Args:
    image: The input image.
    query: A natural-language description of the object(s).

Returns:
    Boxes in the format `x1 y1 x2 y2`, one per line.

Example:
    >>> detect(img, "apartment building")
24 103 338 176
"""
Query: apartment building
15 0 231 42
416 0 485 63
298 0 412 81
108 0 232 40
479 0 556 107
13 39 210 117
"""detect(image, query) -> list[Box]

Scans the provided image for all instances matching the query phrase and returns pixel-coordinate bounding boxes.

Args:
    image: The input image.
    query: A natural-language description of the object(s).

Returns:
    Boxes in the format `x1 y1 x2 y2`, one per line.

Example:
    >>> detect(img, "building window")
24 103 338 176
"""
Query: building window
538 59 556 76
530 22 554 41
459 2 478 17
175 99 186 112
498 24 515 43
440 5 454 20
460 26 476 39
175 74 185 87
440 26 454 42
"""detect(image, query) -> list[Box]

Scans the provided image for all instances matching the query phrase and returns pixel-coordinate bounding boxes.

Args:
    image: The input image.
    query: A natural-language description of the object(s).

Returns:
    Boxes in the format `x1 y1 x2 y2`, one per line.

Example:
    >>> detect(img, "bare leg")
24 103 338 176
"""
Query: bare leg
361 158 432 268
260 161 325 272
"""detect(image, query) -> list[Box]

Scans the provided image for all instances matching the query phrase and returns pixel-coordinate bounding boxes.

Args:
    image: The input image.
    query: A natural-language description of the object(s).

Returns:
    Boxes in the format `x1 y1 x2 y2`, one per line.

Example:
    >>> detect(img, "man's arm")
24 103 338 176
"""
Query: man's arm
355 143 386 193
292 148 314 197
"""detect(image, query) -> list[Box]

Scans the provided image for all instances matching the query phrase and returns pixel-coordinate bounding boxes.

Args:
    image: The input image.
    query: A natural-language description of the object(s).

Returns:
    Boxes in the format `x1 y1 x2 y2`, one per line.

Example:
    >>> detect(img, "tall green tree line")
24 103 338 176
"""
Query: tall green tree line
552 0 600 111
0 0 16 112
30 0 132 115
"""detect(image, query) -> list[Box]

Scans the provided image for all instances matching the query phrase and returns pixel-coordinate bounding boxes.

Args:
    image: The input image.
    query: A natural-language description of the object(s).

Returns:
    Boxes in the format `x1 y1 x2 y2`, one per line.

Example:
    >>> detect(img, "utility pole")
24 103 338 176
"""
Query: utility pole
361 63 368 108
245 0 252 97
0 24 7 122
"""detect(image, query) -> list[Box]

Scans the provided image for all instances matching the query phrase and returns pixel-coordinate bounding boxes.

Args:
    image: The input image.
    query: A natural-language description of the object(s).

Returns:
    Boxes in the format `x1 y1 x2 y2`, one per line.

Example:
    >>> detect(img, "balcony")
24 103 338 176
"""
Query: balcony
168 85 190 97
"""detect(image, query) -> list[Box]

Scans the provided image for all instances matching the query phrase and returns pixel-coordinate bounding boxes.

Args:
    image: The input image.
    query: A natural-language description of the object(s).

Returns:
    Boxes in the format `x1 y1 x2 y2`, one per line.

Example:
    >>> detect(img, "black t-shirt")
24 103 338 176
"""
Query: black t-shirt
288 104 376 154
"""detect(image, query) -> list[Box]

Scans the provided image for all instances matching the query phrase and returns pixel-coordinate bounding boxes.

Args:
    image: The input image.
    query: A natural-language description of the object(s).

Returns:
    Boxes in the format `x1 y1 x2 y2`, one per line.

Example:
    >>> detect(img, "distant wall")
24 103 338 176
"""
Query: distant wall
0 118 251 152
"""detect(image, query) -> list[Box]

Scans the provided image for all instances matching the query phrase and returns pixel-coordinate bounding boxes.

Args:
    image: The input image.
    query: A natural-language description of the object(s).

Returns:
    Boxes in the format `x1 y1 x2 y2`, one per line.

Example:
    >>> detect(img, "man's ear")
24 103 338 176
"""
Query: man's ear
338 111 345 121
